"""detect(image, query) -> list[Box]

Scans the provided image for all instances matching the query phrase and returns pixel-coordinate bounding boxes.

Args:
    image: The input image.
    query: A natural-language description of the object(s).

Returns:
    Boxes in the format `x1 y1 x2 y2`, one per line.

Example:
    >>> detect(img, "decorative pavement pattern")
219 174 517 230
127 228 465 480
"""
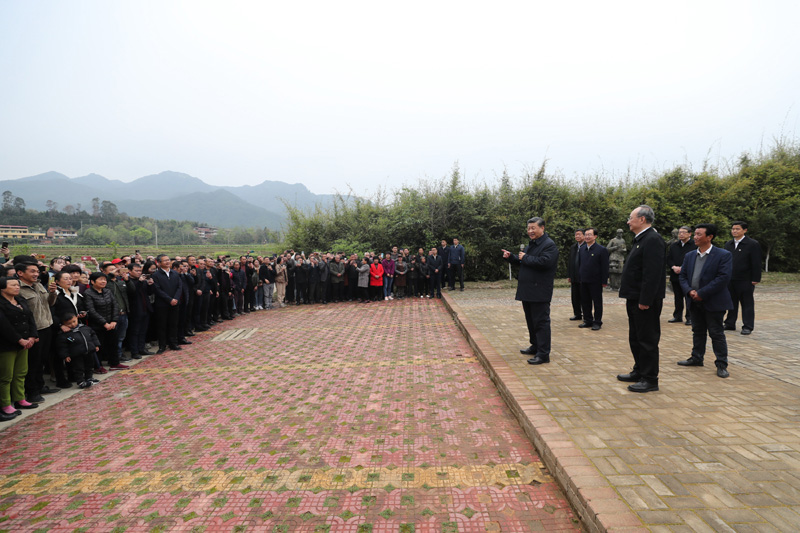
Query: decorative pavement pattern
446 284 800 532
0 299 580 532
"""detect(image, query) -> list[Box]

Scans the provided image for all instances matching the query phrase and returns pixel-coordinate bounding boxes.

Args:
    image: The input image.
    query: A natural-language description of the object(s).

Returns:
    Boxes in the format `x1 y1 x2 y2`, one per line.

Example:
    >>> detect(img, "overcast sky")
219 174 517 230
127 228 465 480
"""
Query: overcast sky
1 1 798 195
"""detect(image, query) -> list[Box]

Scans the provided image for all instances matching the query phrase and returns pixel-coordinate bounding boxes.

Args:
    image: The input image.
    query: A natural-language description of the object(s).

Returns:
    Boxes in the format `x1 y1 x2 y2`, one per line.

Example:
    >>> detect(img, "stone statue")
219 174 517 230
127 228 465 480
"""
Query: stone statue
606 228 627 291
668 228 679 246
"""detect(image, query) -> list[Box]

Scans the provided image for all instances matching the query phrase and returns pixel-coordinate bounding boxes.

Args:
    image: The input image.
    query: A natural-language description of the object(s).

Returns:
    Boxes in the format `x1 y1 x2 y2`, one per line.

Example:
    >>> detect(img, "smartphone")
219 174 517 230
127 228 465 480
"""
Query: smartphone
1 242 7 249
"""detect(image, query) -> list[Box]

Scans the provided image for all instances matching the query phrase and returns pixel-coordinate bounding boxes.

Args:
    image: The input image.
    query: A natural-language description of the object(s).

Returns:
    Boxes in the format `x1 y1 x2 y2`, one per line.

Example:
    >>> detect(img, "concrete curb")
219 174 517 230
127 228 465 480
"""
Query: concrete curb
442 293 646 533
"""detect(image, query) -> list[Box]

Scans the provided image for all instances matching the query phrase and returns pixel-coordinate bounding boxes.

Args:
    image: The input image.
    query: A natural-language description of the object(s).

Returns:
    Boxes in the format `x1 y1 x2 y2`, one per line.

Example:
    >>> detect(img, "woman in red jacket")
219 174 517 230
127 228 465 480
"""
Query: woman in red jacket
369 258 384 302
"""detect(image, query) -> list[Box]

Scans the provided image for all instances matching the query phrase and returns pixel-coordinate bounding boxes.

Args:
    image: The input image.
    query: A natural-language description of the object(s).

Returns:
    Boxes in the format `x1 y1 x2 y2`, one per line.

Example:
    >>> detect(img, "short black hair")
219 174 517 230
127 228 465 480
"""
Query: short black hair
731 221 748 230
156 254 170 263
527 217 545 227
695 223 718 239
60 313 78 324
89 272 107 283
584 227 598 236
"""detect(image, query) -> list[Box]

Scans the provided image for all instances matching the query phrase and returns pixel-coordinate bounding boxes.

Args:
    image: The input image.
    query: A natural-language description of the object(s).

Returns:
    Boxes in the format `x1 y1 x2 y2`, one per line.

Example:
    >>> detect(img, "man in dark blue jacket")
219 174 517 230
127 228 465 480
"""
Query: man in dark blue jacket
678 224 733 378
503 217 559 365
151 254 182 354
616 205 666 393
447 238 465 291
578 228 609 331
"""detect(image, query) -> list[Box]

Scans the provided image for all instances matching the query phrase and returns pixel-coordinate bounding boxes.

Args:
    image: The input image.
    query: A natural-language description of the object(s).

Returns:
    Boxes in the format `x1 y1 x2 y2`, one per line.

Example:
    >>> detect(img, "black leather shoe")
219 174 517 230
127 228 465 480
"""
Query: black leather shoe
628 380 658 393
569 316 582 321
28 395 45 403
717 368 730 378
40 386 60 394
578 322 592 328
591 324 601 331
169 345 182 351
14 401 39 409
56 381 72 389
0 411 16 422
616 372 640 382
131 354 143 360
140 350 155 355
668 317 682 323
724 325 735 331
178 339 192 345
527 356 550 365
156 348 166 354
741 329 752 335
677 358 704 366
685 320 692 326
519 346 536 355
186 332 196 337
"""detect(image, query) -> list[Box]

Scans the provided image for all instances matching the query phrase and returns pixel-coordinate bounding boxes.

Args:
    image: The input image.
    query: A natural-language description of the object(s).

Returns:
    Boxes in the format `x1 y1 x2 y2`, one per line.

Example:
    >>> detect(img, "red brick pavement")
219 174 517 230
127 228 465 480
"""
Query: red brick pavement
0 299 580 532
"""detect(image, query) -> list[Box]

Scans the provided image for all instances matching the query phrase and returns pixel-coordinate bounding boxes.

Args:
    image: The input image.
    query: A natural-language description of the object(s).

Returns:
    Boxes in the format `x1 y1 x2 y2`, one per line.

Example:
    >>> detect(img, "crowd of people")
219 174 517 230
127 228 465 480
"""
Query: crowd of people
0 239 467 421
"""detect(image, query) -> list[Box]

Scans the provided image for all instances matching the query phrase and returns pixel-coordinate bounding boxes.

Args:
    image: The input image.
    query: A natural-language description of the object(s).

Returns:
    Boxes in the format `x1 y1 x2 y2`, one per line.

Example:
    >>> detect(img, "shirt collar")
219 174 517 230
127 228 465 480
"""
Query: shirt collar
697 244 714 257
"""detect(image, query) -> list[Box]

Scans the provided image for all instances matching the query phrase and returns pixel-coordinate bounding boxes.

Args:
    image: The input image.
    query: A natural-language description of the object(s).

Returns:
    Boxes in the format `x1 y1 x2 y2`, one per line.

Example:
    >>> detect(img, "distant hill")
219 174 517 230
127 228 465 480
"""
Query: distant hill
0 171 338 229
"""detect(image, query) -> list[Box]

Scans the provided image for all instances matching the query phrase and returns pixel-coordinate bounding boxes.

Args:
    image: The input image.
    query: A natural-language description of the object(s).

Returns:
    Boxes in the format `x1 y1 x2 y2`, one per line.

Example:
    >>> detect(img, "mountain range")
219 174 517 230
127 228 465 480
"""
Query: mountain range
0 171 338 229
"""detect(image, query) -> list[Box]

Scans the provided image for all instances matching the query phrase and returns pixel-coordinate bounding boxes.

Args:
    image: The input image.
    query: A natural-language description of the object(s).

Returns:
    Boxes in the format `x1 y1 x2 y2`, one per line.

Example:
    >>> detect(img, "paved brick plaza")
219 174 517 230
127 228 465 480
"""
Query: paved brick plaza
446 284 800 532
0 299 579 532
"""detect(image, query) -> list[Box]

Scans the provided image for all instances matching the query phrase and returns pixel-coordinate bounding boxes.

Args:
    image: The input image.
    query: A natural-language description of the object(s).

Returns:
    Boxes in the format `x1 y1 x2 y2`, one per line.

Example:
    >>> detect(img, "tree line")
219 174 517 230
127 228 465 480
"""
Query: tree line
0 193 281 246
284 140 800 280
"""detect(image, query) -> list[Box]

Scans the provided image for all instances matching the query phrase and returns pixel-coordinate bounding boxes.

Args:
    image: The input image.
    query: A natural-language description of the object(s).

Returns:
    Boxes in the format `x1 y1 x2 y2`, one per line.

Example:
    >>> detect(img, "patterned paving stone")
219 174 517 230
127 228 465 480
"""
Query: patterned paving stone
0 299 580 532
447 284 800 532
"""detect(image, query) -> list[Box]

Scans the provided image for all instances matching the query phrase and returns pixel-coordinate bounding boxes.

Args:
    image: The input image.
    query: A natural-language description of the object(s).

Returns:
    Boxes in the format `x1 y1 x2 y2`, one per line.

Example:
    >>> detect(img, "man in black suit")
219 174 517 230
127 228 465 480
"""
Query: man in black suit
723 221 762 335
502 217 559 365
616 205 666 393
567 229 585 321
677 224 733 378
151 254 182 354
428 248 444 298
578 228 609 331
667 226 696 325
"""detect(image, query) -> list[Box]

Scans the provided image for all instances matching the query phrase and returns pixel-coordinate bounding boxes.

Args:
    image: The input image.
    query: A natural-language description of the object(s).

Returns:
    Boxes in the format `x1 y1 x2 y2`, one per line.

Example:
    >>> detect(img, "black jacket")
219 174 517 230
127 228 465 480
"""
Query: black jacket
83 287 120 328
427 254 444 274
0 297 38 352
51 288 86 324
130 278 154 316
723 235 762 283
506 232 559 303
152 268 183 308
55 324 100 361
619 227 666 306
579 243 609 285
667 239 697 278
567 243 583 282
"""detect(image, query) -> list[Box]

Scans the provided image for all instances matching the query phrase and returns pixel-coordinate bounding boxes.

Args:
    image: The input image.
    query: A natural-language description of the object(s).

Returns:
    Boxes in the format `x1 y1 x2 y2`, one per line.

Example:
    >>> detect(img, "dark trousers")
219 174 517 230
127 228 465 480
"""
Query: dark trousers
308 282 319 303
359 286 369 301
430 274 442 298
67 350 94 382
521 301 551 358
128 312 150 354
625 298 662 383
570 281 582 318
178 302 189 338
348 279 358 300
419 277 429 296
331 283 342 302
154 305 179 350
24 327 50 398
218 293 231 319
725 280 755 331
670 274 690 321
94 326 119 366
580 282 604 326
295 282 307 304
48 324 69 386
245 288 256 311
233 289 244 313
690 302 728 368
369 285 381 301
194 293 210 326
448 264 464 290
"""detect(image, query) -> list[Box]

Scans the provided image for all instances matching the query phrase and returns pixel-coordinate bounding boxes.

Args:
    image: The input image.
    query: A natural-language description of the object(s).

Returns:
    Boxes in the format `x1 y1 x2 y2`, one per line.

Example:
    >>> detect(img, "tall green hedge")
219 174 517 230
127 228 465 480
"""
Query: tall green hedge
284 142 800 280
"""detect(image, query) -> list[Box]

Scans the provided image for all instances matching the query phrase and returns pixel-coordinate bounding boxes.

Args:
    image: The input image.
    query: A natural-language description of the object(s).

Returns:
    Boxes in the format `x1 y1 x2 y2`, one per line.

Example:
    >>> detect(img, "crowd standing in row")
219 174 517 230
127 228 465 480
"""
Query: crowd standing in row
506 208 762 394
0 239 467 421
